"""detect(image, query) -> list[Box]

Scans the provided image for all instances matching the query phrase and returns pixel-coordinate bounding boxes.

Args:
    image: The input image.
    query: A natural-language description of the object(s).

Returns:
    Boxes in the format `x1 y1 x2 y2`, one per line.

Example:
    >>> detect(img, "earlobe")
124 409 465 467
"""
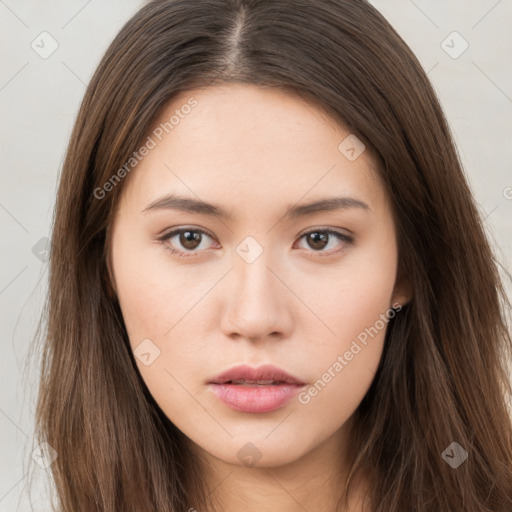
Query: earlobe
391 297 406 310
391 279 413 309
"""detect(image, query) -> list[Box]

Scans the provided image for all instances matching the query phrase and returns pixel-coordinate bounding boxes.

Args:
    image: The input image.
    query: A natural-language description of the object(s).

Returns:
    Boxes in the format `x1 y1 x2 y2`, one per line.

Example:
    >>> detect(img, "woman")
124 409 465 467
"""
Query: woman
33 0 512 510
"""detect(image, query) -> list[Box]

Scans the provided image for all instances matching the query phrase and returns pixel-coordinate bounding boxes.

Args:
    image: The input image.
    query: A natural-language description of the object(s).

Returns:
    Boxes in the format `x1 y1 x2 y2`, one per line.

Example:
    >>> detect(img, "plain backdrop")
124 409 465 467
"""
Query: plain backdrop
1 1 511 510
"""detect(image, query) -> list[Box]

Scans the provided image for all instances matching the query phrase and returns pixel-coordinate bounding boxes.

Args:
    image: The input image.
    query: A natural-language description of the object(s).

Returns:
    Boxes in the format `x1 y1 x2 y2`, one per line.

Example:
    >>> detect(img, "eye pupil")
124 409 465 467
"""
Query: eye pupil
180 230 201 249
307 232 328 250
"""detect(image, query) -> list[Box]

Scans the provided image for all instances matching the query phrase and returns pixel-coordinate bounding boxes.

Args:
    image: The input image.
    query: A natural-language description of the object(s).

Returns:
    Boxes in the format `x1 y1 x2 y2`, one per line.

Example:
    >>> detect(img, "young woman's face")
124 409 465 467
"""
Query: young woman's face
109 84 407 469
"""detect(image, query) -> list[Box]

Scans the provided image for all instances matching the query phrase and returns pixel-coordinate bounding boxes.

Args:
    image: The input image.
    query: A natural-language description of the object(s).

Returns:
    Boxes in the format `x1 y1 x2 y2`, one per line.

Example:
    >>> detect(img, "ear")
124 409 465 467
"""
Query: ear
391 272 413 309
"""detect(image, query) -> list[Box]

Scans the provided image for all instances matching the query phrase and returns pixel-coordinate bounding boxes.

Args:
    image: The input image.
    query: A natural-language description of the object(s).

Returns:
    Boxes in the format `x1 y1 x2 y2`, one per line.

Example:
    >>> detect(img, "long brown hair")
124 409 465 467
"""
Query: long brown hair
32 0 512 510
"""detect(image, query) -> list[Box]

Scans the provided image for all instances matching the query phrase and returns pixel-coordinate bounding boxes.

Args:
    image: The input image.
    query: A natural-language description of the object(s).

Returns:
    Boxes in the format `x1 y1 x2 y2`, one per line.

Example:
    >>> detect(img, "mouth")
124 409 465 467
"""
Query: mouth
220 379 291 386
208 364 306 413
209 363 306 386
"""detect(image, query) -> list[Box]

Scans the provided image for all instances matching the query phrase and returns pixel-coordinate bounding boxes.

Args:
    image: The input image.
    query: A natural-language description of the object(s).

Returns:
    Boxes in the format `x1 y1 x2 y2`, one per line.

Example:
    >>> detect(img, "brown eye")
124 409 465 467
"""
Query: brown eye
179 230 202 250
159 227 216 257
305 232 329 250
296 229 354 255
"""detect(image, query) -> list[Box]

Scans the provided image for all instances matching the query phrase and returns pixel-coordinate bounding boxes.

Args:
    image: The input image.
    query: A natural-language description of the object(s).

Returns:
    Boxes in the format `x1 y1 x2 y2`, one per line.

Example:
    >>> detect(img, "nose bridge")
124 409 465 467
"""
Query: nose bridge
233 246 280 316
234 250 274 301
220 240 292 340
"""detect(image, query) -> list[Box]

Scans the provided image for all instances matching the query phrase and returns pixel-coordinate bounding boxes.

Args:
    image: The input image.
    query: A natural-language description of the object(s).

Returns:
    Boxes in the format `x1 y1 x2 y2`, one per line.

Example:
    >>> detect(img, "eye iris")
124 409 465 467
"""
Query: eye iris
307 232 328 250
180 230 202 250
171 230 339 252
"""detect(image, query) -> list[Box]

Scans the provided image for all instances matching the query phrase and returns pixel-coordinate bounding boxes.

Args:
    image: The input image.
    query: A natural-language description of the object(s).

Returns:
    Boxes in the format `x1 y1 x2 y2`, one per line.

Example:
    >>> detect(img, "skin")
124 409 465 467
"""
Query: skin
109 84 411 512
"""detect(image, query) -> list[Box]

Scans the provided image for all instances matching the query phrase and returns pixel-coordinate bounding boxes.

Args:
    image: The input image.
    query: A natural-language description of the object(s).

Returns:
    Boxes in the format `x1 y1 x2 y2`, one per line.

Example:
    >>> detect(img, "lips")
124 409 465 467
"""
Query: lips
209 364 306 386
208 364 306 413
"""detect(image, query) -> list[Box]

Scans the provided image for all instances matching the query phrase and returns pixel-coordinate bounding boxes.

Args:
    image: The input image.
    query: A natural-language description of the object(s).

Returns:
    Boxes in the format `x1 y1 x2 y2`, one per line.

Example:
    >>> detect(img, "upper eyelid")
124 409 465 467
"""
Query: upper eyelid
159 226 215 239
300 227 352 237
161 225 351 235
160 226 351 240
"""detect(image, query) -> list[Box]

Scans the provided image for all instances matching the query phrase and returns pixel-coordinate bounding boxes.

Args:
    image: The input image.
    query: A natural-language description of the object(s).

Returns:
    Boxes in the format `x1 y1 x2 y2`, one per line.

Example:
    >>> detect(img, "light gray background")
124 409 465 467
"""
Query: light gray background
1 1 511 510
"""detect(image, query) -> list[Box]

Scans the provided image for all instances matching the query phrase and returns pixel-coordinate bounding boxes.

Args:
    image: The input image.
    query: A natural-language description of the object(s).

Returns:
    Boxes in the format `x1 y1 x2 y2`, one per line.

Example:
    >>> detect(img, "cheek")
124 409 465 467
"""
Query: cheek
295 238 397 413
111 242 217 402
112 237 205 341
300 230 397 348
113 258 207 424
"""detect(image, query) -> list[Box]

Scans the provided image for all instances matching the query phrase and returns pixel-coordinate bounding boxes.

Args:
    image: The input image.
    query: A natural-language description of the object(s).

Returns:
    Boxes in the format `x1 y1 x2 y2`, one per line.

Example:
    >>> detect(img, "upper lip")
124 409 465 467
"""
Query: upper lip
209 364 306 385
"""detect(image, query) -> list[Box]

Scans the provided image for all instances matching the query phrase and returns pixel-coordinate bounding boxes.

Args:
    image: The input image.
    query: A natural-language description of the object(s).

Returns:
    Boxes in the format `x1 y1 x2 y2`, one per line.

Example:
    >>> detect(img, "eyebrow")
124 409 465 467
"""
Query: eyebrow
142 193 370 219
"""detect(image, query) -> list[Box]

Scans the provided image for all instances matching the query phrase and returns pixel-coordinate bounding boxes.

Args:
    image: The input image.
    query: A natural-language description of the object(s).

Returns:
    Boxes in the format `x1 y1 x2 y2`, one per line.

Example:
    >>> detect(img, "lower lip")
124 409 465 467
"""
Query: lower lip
208 383 303 413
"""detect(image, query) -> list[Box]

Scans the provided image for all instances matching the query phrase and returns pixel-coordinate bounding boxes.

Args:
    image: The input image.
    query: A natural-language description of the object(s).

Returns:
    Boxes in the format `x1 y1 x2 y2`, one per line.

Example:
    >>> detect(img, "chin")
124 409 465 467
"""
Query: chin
197 434 309 469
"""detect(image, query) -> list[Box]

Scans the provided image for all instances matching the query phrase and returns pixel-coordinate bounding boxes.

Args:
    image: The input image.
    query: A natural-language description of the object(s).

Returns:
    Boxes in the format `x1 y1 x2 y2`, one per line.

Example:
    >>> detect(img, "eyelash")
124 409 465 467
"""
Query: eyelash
157 226 354 259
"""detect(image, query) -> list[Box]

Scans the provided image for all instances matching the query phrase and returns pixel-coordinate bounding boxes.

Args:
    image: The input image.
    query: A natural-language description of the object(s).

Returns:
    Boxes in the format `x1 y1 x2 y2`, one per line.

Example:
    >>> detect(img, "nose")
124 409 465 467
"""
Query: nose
219 249 294 343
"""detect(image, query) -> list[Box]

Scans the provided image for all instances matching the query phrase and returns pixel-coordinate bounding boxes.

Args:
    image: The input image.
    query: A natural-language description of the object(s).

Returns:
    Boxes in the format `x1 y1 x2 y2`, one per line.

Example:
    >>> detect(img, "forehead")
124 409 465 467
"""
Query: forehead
117 84 385 218
150 84 348 155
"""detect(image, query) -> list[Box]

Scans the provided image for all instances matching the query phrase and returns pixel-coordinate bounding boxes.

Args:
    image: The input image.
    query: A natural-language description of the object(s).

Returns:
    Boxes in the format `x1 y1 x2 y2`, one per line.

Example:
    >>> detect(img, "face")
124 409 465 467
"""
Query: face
109 84 407 469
